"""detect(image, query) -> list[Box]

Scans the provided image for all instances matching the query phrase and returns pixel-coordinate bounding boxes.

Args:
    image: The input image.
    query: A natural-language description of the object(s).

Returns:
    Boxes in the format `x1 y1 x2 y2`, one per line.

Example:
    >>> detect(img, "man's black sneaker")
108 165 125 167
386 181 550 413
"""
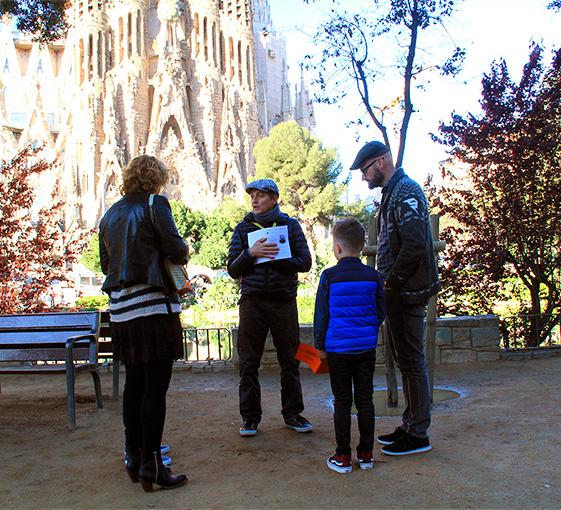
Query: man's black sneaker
239 419 258 437
381 432 432 456
377 427 406 445
284 415 313 433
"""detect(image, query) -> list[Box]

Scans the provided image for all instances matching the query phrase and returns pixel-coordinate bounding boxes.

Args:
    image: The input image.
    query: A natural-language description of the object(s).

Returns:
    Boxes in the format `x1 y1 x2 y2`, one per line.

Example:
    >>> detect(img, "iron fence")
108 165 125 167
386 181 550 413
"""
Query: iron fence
182 327 233 363
500 313 561 350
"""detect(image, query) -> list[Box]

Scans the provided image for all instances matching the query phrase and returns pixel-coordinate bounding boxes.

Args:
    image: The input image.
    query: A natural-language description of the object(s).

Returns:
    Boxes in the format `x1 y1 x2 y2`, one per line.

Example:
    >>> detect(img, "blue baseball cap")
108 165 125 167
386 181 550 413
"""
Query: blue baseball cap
245 178 279 196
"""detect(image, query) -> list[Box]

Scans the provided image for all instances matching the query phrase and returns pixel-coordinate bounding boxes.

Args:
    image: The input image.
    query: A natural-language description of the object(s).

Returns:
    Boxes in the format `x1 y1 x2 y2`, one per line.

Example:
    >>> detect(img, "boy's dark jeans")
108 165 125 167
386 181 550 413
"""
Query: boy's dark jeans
237 295 304 422
327 350 376 456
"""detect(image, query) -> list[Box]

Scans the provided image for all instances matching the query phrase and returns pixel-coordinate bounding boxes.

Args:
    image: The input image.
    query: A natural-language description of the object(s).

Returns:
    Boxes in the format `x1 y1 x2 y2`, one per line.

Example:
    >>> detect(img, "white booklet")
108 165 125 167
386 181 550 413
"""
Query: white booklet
247 225 292 264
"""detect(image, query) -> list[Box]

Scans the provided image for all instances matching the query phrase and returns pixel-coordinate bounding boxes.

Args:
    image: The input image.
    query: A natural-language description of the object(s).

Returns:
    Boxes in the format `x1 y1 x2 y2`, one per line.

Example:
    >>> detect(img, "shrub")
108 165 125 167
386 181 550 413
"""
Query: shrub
75 295 108 310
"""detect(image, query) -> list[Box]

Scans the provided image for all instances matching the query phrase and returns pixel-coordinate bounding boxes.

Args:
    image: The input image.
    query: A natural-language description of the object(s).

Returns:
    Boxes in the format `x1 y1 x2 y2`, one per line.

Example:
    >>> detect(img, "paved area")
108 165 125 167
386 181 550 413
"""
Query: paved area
0 357 560 509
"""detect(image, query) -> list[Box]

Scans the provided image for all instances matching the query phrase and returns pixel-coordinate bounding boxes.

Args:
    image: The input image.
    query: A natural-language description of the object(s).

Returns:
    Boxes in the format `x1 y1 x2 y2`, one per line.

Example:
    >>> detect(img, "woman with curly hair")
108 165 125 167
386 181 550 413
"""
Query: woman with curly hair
99 155 187 492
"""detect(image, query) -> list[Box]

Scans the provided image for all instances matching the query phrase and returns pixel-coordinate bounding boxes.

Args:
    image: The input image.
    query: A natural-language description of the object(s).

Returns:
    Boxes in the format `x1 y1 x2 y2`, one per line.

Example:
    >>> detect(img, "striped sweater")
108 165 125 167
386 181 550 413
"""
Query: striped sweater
109 284 180 323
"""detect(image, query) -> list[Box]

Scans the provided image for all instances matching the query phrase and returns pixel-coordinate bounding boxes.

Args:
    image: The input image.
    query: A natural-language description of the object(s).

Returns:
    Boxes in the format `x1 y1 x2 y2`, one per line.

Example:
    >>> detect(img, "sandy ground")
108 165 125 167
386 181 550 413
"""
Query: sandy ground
0 357 560 510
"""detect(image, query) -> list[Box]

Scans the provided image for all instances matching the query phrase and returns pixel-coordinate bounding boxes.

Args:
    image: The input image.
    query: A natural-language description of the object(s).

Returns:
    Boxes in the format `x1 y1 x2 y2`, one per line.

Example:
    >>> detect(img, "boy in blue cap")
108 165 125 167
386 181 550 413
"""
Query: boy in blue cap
227 178 313 437
314 218 385 473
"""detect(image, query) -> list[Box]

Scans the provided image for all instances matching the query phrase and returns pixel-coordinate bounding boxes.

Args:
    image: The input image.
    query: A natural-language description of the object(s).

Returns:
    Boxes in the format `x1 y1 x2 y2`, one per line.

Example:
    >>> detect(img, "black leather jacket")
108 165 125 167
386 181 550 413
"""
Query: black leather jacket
99 193 187 296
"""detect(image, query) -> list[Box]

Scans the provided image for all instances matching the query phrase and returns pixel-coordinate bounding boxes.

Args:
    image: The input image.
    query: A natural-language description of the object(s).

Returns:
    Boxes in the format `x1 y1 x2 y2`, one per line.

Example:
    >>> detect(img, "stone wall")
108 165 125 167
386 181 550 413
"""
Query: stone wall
231 314 503 365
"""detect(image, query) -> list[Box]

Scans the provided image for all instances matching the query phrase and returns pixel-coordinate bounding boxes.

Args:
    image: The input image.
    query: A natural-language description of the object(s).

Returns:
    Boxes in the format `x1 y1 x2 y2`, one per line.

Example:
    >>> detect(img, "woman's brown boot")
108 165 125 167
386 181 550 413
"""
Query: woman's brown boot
138 451 187 492
124 447 141 482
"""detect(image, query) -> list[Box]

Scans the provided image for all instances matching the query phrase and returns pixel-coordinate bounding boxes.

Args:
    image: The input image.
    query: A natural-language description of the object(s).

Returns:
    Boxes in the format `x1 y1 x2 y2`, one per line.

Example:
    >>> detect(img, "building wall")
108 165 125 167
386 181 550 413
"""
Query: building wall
0 0 259 227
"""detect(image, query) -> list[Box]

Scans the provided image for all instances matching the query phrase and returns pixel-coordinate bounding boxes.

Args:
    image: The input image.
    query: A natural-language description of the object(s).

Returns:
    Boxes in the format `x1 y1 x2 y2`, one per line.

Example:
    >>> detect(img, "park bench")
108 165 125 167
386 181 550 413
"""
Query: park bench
98 310 120 400
0 311 103 430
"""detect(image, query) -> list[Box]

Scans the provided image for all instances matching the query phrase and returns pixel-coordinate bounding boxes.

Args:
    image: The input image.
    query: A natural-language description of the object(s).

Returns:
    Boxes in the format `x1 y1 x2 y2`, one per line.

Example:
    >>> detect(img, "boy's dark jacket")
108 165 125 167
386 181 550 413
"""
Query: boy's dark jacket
227 210 311 300
314 257 385 354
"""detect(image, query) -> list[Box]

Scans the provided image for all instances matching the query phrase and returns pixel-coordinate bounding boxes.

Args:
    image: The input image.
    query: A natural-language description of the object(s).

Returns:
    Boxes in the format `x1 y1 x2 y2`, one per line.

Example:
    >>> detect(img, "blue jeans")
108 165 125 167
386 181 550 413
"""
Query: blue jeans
385 292 431 438
328 351 376 455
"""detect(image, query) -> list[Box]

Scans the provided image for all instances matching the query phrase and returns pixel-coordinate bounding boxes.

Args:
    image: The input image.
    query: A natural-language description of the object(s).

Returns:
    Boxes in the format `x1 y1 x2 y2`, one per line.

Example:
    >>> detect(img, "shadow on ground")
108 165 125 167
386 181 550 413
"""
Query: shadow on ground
0 357 560 509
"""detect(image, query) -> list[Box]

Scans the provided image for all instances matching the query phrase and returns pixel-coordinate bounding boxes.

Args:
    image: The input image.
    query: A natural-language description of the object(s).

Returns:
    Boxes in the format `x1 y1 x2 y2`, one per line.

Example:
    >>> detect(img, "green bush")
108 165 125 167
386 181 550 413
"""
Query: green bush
75 295 108 310
297 284 316 324
81 233 102 274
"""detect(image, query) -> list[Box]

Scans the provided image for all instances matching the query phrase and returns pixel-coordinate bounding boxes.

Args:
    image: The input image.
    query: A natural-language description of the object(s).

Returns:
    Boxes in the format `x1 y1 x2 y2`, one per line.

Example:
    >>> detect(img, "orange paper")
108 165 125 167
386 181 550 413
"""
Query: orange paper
295 343 329 374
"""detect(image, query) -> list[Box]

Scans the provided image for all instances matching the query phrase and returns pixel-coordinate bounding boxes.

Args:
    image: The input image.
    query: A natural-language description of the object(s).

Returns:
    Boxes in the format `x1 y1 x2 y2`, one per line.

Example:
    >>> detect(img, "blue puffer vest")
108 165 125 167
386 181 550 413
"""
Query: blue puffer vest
321 258 385 354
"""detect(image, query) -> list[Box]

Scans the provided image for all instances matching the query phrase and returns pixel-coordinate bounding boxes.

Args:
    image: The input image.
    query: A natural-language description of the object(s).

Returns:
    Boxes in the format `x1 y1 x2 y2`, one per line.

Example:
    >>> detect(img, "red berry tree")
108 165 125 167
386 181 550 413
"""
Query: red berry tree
0 147 89 313
433 45 561 347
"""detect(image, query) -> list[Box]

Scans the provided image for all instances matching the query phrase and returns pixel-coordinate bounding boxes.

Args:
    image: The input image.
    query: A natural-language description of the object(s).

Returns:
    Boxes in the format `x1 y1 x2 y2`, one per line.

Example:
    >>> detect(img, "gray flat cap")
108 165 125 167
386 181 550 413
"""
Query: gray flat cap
245 178 279 195
350 141 390 170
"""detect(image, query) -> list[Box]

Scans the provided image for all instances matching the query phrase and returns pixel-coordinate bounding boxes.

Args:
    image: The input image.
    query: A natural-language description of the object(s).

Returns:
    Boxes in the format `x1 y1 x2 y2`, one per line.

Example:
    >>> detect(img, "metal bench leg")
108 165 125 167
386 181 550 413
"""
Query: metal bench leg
112 359 120 401
66 364 77 430
91 369 104 409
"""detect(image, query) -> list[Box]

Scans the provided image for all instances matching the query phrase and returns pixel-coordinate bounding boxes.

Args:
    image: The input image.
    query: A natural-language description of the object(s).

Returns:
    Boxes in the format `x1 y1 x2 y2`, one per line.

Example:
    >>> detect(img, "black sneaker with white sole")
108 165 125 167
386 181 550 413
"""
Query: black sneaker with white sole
381 433 432 456
377 427 406 445
284 415 313 433
239 419 258 437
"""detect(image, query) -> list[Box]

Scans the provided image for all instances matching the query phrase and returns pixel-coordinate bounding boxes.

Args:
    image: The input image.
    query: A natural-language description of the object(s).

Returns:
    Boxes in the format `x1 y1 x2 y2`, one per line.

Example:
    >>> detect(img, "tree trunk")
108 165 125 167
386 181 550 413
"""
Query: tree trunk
527 281 542 347
302 221 317 283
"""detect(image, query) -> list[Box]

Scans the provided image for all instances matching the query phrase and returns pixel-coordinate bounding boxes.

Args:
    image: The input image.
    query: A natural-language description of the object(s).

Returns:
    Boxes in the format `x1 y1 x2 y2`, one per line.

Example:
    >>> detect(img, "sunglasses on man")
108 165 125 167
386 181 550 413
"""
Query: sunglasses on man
360 155 386 174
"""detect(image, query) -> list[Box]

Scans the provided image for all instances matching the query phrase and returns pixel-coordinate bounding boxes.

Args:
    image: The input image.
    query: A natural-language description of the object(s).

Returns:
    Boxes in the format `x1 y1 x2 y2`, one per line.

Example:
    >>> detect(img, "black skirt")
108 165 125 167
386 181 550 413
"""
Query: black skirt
110 313 184 365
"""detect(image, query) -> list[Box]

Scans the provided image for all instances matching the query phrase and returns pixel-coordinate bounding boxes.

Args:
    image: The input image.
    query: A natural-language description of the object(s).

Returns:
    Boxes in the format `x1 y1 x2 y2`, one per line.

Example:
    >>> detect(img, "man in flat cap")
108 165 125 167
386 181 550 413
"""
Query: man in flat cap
351 142 440 456
227 178 313 437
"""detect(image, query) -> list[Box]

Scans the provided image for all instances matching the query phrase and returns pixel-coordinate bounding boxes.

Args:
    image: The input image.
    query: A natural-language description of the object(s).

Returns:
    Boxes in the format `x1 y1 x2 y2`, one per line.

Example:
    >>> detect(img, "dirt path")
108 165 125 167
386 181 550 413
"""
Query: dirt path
0 358 560 509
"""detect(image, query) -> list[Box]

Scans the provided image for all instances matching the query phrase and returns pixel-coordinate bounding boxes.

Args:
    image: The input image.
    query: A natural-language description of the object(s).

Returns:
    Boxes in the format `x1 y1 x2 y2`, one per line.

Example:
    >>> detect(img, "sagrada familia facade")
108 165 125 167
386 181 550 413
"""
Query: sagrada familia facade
0 0 315 228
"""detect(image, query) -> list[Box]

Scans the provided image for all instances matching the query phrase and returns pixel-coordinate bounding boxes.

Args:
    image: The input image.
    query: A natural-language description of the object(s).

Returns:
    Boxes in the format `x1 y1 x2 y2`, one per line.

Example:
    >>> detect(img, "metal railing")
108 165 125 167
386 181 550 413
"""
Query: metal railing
500 313 561 350
182 327 233 364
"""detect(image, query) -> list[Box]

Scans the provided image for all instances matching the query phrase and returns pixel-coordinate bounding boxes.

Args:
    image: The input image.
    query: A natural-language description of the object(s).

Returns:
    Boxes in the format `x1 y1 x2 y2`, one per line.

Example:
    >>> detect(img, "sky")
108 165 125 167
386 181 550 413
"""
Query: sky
268 0 560 203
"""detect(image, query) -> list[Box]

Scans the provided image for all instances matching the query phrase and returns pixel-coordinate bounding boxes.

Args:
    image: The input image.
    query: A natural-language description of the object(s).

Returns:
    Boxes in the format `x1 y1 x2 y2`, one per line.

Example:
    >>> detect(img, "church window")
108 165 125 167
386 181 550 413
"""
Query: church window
212 22 217 66
127 12 133 58
220 31 225 73
118 17 124 62
193 13 200 57
246 46 251 90
136 10 142 55
88 34 94 78
97 31 103 77
79 38 85 84
229 37 234 79
237 40 242 82
203 17 208 62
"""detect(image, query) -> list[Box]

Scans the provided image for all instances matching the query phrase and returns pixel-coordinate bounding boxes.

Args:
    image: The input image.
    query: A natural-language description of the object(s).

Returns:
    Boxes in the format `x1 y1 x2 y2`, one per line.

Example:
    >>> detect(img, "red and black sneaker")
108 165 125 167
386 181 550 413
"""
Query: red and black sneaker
326 453 352 474
356 450 375 470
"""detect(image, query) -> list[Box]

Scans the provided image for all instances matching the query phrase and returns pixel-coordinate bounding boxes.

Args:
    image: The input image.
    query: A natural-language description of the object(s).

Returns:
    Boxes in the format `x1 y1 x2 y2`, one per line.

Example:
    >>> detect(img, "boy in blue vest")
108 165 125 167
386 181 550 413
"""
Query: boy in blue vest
314 218 385 473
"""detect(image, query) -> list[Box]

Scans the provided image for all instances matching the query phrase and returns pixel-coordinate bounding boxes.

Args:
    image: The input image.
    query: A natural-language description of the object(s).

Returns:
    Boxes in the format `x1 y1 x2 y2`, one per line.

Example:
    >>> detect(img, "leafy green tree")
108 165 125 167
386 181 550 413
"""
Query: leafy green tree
253 121 343 278
169 200 206 254
433 44 561 347
80 232 102 274
0 1 69 43
191 197 246 269
338 199 371 230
